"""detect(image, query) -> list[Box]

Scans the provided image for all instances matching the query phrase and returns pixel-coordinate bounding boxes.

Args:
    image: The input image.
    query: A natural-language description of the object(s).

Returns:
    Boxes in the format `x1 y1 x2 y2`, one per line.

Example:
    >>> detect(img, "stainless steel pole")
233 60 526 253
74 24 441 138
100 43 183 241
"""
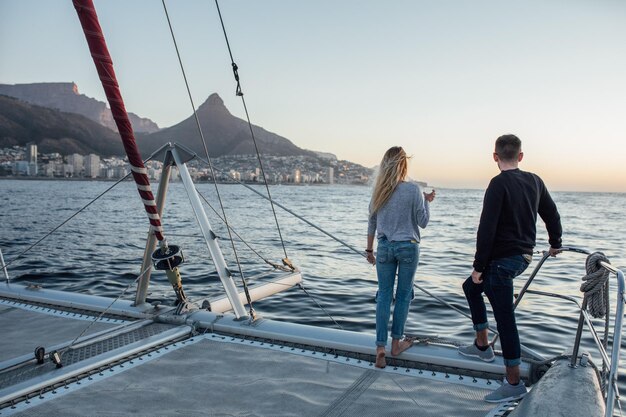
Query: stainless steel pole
171 147 248 319
134 158 172 306
605 268 625 417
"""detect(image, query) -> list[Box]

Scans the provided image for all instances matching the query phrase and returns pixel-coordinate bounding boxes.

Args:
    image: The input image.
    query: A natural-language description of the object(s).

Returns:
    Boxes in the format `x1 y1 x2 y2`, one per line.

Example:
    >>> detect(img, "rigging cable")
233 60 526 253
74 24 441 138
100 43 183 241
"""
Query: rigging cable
199 187 346 328
213 0 291 267
3 171 134 269
196 155 365 258
194 158 494 333
297 283 343 330
61 265 153 359
195 188 290 271
161 0 255 318
195 178 347 329
197 185 344 327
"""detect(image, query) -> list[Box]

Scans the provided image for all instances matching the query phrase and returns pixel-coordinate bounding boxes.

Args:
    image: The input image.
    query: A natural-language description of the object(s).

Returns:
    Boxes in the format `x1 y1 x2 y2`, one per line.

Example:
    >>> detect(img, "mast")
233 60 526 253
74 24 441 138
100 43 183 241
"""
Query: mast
72 0 163 242
73 0 189 309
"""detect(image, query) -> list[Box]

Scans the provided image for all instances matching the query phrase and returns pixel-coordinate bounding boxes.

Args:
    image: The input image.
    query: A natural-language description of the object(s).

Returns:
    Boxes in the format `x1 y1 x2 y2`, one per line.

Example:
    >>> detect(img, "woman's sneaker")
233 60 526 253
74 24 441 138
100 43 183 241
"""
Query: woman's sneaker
484 378 527 403
458 341 495 362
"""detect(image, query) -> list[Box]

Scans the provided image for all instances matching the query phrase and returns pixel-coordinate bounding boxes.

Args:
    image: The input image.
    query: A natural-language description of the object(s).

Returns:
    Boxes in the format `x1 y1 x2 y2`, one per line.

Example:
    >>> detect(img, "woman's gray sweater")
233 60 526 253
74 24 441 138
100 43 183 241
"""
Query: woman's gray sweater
368 181 430 242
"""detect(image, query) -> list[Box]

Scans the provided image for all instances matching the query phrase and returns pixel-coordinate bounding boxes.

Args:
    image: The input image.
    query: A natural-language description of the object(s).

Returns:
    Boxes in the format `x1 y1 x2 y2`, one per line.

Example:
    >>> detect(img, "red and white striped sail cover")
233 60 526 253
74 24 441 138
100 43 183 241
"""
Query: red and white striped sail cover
73 0 164 241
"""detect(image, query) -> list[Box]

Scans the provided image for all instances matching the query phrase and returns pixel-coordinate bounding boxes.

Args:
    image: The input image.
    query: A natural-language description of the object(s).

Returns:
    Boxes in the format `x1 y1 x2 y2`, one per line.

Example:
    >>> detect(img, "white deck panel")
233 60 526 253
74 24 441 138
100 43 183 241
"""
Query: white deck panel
10 337 501 417
0 302 120 364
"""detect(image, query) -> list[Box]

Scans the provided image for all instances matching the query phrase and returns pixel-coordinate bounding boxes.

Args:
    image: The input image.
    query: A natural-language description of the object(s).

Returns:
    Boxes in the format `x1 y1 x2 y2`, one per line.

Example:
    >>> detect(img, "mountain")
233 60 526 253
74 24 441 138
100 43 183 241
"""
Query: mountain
0 92 319 160
138 94 316 158
0 95 125 156
0 82 159 134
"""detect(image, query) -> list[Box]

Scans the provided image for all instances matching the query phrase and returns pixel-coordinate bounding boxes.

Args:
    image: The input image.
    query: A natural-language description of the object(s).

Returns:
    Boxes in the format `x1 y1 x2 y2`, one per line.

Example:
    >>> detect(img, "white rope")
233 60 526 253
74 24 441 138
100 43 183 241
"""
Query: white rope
580 252 611 319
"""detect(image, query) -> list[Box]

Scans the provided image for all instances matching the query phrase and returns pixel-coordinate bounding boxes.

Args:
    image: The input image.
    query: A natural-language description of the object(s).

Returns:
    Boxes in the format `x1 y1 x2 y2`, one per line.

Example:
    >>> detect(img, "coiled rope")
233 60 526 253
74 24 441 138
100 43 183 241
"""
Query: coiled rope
580 252 611 319
580 252 614 400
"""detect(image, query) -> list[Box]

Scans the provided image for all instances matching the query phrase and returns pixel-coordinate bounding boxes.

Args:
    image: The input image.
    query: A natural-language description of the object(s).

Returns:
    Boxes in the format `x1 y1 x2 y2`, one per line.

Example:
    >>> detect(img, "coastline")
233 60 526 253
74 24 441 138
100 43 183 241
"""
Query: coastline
0 176 369 186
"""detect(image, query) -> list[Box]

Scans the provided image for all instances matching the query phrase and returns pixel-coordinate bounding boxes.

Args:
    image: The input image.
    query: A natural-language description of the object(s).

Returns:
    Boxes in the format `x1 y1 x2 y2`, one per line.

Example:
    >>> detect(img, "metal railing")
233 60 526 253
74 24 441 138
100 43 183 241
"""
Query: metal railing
497 246 624 417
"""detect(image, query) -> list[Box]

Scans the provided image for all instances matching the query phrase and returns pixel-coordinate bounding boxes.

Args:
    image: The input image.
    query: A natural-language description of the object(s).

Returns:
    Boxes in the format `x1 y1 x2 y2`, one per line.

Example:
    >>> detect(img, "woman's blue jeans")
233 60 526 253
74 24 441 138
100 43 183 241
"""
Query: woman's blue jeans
375 238 419 347
462 255 529 366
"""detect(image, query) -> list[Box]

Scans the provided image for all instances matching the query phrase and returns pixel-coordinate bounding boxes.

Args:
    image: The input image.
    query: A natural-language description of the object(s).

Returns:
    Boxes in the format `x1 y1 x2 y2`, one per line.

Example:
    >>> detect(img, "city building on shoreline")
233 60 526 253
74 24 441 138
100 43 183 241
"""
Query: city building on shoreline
26 142 37 176
0 146 373 185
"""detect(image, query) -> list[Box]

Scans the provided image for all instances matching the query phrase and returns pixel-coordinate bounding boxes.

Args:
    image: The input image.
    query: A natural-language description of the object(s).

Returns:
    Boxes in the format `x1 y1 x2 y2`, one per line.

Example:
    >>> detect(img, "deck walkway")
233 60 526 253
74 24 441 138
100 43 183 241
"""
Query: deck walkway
0 299 505 416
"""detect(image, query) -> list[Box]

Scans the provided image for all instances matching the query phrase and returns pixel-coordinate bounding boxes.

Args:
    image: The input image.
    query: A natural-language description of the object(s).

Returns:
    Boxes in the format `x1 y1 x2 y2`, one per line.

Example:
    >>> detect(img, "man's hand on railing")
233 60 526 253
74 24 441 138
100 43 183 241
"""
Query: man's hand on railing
548 247 562 257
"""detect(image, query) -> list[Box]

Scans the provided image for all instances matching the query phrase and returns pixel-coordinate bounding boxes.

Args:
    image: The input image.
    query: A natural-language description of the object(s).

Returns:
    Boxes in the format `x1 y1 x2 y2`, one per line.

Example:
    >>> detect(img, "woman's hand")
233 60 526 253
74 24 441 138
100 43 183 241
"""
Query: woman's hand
424 189 436 202
366 252 376 265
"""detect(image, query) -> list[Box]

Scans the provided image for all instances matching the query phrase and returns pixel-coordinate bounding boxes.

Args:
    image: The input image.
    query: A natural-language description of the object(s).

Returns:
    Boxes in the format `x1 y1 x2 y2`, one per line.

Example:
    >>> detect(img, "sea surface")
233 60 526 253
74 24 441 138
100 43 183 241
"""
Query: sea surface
1 179 626 402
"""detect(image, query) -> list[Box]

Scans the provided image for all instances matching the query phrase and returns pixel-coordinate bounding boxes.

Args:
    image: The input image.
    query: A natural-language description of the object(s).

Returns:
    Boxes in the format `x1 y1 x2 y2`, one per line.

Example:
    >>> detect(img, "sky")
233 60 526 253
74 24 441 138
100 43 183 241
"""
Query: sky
1 0 625 192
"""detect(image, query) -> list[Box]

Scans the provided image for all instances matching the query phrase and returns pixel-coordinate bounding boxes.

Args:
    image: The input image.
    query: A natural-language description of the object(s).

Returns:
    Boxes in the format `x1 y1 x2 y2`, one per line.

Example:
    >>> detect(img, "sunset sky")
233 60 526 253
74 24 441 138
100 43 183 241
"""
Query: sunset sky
2 1 625 192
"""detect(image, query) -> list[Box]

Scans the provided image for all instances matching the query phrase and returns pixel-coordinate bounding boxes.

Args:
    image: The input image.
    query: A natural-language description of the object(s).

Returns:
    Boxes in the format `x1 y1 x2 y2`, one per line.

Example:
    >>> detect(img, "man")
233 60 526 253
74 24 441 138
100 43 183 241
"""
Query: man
458 134 562 403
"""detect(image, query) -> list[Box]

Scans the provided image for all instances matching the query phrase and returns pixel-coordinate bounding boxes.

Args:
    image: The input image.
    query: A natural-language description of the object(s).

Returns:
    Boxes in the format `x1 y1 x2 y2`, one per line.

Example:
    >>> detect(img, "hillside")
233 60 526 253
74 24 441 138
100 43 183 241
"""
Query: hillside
0 82 159 134
0 86 346 165
0 95 125 156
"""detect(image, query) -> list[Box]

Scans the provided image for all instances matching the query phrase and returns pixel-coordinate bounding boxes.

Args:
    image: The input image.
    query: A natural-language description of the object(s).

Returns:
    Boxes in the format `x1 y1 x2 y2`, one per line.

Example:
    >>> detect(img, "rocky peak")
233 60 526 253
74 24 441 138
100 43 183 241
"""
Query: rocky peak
197 93 231 115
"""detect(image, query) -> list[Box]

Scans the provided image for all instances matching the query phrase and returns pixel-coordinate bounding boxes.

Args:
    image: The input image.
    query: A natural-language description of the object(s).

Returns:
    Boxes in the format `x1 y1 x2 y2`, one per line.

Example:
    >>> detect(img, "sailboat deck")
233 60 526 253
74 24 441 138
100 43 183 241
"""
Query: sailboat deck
0 298 509 417
8 337 500 417
0 301 121 364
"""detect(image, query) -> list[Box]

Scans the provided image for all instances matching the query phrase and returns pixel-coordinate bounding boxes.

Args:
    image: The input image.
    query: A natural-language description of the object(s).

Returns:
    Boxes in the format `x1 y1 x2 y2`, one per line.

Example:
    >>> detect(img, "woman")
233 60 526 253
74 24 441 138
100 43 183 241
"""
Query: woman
366 146 435 368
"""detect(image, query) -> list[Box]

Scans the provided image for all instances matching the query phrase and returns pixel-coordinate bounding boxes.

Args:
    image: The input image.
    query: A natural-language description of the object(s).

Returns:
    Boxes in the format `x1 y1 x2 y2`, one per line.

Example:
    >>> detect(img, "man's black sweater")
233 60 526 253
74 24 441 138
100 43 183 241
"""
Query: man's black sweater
473 168 562 272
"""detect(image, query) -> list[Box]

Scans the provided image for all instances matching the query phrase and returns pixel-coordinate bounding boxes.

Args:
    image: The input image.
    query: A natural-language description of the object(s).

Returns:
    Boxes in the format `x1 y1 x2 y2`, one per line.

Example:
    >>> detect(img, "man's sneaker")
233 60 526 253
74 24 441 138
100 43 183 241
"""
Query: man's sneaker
484 378 527 403
458 341 495 362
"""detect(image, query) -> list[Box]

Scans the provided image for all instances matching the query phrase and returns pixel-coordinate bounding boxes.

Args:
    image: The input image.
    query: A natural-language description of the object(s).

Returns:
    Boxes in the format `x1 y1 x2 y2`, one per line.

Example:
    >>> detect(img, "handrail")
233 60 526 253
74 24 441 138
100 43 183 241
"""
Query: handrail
498 246 624 417
505 247 591 322
490 246 592 349
489 250 552 348
605 267 624 417
524 289 612 368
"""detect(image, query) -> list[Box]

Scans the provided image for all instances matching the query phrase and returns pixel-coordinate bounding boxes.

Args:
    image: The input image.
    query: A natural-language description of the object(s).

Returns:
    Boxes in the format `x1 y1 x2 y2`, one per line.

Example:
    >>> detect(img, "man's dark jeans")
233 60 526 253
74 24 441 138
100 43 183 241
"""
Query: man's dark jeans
462 255 529 367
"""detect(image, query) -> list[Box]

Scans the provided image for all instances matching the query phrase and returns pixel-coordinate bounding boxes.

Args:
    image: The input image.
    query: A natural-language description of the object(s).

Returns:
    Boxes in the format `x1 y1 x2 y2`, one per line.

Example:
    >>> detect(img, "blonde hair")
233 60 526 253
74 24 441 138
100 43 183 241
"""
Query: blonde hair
370 146 409 213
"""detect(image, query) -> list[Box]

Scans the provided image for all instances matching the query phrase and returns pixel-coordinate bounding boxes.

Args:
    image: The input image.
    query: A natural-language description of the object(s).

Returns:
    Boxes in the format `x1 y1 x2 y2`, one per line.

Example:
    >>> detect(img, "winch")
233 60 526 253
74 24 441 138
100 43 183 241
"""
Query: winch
151 241 188 312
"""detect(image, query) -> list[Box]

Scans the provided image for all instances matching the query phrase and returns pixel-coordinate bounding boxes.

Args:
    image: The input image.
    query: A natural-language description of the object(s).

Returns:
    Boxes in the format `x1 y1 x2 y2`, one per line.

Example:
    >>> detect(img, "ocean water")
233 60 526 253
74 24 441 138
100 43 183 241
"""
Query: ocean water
1 179 625 398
